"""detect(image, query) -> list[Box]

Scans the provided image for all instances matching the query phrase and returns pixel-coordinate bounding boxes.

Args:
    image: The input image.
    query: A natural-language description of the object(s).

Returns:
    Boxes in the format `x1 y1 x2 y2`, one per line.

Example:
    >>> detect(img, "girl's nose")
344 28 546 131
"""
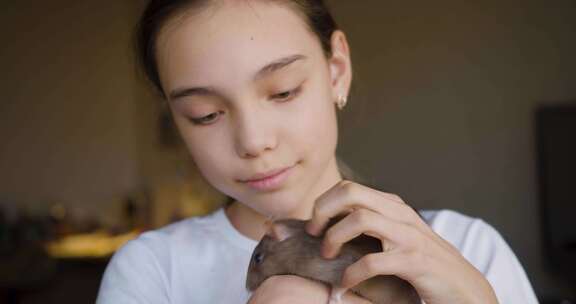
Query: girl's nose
234 110 278 159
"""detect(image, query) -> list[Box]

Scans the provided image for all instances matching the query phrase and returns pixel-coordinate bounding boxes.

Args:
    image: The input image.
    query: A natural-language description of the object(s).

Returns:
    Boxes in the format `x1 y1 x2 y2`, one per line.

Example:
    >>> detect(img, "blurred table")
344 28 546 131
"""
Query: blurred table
1 247 110 304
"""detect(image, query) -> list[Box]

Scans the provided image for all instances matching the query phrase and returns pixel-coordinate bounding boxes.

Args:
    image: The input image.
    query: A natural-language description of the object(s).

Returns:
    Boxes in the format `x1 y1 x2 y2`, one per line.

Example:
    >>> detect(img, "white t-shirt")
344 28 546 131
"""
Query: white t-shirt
96 208 539 304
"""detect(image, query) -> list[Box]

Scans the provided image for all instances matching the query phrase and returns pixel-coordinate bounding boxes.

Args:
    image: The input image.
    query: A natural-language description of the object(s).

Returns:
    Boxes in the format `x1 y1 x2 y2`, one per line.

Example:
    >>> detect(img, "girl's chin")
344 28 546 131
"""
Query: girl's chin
234 192 307 219
233 172 313 218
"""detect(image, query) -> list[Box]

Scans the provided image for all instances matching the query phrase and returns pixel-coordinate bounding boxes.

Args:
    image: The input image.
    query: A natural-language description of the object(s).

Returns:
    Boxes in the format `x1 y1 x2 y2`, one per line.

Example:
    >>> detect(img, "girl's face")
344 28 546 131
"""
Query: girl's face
156 1 351 219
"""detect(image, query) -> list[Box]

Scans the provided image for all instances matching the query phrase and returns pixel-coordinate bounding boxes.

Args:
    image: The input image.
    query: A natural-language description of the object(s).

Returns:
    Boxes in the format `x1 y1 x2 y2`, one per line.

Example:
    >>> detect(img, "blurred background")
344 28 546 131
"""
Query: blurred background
0 0 574 303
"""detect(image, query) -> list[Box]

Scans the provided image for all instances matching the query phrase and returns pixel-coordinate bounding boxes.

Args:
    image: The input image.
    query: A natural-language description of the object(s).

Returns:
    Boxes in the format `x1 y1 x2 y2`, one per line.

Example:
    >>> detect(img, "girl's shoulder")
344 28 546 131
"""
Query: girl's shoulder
97 209 255 303
113 206 259 264
120 209 221 254
144 208 228 242
127 207 255 255
102 209 230 274
419 209 539 302
97 208 256 303
419 209 516 273
419 209 503 254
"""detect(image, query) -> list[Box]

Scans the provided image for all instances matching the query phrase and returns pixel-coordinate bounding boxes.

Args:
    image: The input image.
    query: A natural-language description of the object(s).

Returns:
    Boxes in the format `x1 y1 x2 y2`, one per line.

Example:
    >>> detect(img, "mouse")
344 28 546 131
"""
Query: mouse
246 216 421 304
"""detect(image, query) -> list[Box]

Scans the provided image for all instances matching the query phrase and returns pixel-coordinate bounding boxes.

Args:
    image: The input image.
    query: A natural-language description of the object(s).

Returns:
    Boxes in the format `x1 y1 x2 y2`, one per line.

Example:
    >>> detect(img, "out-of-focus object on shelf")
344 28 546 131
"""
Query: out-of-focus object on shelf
45 230 139 259
535 103 576 283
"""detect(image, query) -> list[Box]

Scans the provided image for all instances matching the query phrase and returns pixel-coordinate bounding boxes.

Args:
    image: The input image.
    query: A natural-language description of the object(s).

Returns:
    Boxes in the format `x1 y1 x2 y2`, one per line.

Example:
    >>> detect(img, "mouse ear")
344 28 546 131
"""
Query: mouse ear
267 222 294 242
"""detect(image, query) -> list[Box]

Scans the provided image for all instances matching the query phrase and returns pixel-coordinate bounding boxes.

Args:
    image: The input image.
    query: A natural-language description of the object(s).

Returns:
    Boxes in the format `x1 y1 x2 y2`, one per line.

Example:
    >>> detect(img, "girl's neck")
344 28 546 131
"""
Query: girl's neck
225 201 269 241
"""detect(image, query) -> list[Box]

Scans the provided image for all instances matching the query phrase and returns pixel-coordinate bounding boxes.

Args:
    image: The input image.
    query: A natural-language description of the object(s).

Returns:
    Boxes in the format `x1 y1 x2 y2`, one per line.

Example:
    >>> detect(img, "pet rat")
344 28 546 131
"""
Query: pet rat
246 217 421 304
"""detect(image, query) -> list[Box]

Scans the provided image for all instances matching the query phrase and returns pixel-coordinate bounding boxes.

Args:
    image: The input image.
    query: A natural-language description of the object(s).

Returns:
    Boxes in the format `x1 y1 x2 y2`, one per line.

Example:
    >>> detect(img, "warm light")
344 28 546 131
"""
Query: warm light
45 230 140 258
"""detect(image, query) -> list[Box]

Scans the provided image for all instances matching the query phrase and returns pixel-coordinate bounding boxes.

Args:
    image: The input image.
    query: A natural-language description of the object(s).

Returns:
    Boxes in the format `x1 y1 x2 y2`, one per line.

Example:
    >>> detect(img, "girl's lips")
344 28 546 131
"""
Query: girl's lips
242 166 293 191
243 166 291 182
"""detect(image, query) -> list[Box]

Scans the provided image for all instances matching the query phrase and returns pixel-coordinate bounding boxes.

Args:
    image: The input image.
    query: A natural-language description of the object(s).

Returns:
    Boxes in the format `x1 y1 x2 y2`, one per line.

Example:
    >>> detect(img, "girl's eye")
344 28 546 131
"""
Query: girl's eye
271 86 302 102
189 111 224 125
186 86 302 125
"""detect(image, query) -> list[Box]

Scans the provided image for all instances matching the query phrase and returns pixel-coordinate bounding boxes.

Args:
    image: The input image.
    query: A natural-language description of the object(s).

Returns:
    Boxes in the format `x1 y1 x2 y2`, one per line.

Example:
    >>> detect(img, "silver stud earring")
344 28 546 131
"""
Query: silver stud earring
336 94 348 110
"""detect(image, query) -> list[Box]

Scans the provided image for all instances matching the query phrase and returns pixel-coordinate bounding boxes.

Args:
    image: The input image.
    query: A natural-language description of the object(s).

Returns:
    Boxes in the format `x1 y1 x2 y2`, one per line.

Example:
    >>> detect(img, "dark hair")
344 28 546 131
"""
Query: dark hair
135 0 338 98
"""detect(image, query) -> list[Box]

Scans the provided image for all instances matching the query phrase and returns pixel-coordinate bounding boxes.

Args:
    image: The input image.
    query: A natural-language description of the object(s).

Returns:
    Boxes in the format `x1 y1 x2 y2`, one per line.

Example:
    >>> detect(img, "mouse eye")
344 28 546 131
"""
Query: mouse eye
253 252 264 264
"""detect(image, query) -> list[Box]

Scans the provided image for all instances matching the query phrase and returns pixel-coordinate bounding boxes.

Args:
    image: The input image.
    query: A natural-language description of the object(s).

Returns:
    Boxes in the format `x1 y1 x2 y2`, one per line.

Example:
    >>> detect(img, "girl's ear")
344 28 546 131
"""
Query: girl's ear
328 30 353 101
267 222 294 242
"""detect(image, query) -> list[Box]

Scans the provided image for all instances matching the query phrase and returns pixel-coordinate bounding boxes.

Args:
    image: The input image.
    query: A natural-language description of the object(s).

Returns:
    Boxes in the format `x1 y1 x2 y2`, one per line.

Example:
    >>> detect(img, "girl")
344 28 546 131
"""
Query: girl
97 0 539 303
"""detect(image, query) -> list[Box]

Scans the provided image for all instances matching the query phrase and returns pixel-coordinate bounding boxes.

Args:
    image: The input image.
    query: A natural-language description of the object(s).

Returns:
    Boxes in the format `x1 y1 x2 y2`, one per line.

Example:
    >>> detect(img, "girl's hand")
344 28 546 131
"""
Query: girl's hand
248 275 371 304
306 180 499 304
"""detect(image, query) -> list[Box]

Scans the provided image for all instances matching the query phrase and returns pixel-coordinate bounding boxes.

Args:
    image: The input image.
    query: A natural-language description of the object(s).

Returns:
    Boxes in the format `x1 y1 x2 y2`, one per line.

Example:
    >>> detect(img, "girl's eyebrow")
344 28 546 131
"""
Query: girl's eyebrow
253 54 307 81
169 54 307 102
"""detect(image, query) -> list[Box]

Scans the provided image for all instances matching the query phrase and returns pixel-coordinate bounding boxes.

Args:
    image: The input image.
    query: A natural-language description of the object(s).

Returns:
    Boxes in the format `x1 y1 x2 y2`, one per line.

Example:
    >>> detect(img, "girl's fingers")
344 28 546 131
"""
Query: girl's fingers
322 209 421 258
248 275 373 304
306 180 424 236
307 180 462 260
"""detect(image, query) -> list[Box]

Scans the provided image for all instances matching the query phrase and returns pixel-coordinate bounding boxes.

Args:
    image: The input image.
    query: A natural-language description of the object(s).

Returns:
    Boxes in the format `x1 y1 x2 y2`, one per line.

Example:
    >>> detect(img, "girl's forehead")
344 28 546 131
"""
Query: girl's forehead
158 1 315 56
156 1 323 89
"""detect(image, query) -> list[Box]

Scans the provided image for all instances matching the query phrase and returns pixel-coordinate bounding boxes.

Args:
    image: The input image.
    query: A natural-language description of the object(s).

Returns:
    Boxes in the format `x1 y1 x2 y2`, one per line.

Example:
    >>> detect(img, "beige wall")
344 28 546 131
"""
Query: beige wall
0 0 574 298
330 0 576 298
0 1 141 221
0 0 223 225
